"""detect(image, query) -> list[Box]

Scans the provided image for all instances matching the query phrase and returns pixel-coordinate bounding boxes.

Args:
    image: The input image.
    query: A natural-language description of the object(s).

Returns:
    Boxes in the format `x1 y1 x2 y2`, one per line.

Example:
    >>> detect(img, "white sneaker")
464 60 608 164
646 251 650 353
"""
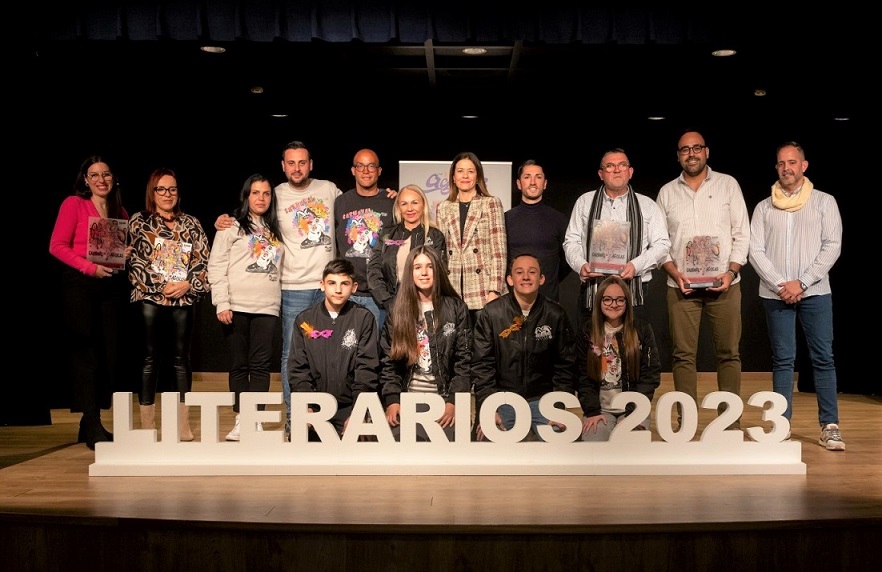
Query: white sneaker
819 423 845 451
225 415 241 442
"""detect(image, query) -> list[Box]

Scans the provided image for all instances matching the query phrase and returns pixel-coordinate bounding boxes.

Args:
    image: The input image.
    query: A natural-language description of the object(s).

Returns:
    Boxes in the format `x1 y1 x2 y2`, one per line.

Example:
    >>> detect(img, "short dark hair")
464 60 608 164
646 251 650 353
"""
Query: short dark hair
282 140 310 160
777 140 805 158
508 253 542 276
322 258 355 280
517 159 544 178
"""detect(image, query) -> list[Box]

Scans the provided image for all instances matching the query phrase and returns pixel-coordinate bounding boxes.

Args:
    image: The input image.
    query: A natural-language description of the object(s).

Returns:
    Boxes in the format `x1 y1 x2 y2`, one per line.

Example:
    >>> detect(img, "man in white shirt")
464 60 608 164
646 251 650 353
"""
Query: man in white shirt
563 147 670 324
656 130 750 429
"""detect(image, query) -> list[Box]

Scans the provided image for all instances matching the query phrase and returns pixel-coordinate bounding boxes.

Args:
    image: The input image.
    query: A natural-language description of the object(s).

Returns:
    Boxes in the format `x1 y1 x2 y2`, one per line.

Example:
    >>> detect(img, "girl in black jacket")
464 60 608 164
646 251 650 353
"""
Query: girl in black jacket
379 245 470 441
577 276 661 441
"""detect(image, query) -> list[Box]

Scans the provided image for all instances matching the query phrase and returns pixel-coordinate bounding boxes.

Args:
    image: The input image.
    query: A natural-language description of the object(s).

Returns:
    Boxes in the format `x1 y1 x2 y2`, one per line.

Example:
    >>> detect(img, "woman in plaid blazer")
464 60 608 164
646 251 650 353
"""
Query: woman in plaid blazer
435 151 507 321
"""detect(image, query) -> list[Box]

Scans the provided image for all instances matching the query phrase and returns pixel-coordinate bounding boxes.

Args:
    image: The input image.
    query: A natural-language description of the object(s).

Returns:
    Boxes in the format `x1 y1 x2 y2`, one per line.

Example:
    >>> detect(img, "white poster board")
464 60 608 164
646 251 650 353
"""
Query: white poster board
398 160 513 223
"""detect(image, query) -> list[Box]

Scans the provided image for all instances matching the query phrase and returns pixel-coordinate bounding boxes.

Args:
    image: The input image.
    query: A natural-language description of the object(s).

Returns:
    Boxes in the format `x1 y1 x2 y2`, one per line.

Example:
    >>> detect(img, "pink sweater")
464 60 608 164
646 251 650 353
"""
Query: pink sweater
49 195 129 276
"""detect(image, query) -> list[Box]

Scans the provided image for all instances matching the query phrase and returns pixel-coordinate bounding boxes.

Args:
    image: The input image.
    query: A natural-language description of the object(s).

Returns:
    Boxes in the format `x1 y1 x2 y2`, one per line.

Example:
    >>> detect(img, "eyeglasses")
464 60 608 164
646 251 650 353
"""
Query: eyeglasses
354 163 379 173
153 186 179 196
601 162 631 173
87 172 113 181
601 296 627 307
678 144 707 155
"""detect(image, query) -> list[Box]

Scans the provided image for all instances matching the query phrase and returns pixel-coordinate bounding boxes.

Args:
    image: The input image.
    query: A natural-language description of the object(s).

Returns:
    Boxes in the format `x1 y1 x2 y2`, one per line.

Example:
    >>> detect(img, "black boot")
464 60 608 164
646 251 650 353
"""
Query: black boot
79 414 111 450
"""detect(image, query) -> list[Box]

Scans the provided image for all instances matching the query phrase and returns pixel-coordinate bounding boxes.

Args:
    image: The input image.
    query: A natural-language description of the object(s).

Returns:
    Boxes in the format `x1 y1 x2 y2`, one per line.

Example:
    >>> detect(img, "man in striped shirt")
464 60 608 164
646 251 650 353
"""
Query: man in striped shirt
749 141 845 451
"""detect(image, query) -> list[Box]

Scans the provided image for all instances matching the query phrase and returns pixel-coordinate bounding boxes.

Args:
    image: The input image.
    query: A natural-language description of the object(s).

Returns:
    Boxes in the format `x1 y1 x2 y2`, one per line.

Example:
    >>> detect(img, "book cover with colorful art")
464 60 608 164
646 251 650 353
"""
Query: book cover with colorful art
150 237 192 281
86 217 128 269
681 235 723 288
588 220 630 274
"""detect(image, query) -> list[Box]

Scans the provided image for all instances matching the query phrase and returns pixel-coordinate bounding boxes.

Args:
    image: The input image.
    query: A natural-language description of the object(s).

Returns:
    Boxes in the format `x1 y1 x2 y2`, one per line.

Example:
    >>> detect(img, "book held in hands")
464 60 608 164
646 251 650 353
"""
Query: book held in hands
588 219 630 274
681 235 723 288
87 217 128 270
150 237 192 282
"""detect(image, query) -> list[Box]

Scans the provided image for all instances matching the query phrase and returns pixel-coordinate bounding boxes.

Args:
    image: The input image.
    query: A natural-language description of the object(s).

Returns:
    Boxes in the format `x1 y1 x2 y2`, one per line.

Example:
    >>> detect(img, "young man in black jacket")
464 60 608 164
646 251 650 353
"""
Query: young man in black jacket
472 254 577 441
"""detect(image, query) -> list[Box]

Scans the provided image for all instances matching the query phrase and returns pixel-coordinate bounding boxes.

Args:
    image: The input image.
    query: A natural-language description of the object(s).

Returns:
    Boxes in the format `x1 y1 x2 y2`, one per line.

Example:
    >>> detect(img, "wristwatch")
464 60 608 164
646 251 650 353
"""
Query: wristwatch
799 280 808 291
726 269 738 280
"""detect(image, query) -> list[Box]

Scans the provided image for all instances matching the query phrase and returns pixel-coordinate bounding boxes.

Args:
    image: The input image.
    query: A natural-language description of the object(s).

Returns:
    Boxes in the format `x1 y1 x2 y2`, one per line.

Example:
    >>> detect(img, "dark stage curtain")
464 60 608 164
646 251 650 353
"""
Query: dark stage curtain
33 3 728 47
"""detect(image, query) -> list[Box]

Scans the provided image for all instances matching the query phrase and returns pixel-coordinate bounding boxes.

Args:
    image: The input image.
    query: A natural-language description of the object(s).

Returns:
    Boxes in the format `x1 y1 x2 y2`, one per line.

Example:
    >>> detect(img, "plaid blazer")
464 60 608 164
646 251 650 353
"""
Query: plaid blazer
436 195 508 310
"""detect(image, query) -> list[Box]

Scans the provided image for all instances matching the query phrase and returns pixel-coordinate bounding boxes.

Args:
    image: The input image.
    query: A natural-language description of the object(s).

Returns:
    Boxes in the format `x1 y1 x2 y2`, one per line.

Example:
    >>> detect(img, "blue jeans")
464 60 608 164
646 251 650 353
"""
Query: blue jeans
281 289 324 432
763 294 839 426
351 293 385 330
498 399 551 441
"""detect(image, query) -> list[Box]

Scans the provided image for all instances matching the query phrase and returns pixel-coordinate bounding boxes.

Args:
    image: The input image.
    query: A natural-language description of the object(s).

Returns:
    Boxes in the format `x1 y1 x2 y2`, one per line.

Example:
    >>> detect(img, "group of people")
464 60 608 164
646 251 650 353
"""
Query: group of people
50 132 844 452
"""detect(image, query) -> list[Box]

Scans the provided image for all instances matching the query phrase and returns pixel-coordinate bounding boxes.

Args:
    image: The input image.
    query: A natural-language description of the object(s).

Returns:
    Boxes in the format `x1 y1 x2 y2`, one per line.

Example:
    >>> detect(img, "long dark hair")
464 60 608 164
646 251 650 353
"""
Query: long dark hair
388 244 458 365
74 155 125 219
231 173 282 243
588 276 640 381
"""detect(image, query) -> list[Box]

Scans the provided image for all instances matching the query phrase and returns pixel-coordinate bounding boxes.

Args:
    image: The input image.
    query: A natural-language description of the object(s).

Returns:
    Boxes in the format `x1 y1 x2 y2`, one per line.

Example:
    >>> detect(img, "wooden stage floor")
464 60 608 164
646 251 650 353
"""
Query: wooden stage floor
2 377 880 571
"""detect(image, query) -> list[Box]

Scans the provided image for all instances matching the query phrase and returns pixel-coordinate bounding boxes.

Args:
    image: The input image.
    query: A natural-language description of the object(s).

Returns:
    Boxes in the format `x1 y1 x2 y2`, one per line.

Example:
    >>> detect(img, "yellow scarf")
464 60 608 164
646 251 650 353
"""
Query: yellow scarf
771 177 813 212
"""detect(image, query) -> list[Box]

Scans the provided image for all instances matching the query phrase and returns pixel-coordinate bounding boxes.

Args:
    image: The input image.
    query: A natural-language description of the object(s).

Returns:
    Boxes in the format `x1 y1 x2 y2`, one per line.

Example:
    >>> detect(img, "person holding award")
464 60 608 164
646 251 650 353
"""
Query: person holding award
563 148 670 325
128 167 211 441
655 130 750 429
50 155 131 449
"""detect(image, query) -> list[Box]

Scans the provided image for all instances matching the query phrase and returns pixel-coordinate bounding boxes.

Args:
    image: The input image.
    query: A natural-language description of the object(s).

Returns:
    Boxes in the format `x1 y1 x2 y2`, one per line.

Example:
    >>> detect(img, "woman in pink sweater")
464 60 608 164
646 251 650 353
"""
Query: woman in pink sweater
49 155 130 449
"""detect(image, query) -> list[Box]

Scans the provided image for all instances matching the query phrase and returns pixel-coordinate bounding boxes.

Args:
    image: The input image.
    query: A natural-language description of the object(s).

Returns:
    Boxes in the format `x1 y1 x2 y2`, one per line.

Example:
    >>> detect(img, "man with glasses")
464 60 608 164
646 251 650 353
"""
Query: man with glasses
563 148 670 325
334 148 395 327
656 130 750 429
749 141 844 450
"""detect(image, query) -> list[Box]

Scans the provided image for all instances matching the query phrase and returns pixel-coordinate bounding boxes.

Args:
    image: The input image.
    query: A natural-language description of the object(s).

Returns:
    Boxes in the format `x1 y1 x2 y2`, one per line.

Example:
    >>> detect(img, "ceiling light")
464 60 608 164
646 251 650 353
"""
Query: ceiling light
647 116 666 121
833 117 851 121
461 47 488 55
270 114 288 118
250 86 264 94
461 115 479 119
711 49 737 57
754 89 767 97
200 45 226 54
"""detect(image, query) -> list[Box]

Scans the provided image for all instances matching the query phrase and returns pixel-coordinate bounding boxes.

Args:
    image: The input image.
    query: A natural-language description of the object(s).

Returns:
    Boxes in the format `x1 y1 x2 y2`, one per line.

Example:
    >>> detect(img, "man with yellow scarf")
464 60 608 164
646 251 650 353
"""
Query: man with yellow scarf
749 141 845 451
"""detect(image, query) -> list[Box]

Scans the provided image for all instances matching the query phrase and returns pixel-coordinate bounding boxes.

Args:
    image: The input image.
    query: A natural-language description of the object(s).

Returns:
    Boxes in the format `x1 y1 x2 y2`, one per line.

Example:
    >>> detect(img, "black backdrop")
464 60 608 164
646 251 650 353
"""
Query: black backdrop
13 4 871 423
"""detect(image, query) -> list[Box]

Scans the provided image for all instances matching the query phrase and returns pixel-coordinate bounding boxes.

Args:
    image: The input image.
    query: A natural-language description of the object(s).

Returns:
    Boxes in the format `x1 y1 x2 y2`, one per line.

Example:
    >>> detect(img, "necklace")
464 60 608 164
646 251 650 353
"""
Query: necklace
156 211 177 223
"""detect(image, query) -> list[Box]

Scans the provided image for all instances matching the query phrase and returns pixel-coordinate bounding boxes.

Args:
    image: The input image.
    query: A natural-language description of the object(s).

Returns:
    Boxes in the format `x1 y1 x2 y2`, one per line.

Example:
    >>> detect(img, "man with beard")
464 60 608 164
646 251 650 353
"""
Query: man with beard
656 130 750 429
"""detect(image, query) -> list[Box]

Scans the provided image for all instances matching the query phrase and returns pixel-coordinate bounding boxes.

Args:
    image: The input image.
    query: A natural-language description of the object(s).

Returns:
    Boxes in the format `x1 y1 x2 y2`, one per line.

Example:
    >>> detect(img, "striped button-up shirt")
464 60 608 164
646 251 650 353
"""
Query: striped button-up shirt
748 186 842 299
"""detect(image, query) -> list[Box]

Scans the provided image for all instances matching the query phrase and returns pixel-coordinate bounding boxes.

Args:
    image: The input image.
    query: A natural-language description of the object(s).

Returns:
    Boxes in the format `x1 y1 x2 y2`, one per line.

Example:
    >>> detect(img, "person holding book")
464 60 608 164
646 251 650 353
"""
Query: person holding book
379 245 471 441
128 167 210 441
287 258 379 440
207 174 284 441
563 148 670 325
49 155 131 449
472 254 577 441
577 276 661 441
435 151 508 324
749 141 845 450
655 130 750 429
367 184 447 316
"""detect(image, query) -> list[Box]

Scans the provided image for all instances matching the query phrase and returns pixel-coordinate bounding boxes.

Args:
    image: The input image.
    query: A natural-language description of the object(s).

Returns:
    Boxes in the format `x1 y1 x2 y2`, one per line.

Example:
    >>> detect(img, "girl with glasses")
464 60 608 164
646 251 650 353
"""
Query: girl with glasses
576 275 660 441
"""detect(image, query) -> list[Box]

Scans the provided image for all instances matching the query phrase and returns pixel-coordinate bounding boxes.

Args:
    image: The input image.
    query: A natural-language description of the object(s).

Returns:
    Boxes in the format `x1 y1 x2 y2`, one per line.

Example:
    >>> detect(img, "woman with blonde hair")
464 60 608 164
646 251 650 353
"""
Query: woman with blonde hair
367 184 446 313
